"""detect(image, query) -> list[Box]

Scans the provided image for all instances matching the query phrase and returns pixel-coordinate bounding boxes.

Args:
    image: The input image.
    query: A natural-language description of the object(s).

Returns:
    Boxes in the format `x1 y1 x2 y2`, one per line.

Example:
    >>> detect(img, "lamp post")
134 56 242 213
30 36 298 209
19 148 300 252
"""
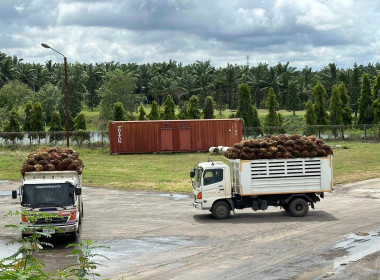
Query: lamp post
41 43 70 147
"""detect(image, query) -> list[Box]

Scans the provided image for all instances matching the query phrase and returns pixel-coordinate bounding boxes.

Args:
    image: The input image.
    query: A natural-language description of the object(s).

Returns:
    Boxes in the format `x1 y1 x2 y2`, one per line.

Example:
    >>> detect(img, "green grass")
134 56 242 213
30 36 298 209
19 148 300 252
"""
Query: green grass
329 141 380 185
0 148 222 193
1 141 379 192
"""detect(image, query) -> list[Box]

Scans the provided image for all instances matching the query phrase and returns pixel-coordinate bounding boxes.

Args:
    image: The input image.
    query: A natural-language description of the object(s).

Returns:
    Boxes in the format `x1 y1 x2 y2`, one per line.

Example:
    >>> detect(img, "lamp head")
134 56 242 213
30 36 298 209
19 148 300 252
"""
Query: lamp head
41 43 51 49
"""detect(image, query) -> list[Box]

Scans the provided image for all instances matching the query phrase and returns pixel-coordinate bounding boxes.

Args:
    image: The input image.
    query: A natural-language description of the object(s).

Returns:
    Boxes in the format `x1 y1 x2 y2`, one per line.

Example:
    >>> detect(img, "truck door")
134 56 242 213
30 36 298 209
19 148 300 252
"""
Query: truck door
201 168 226 208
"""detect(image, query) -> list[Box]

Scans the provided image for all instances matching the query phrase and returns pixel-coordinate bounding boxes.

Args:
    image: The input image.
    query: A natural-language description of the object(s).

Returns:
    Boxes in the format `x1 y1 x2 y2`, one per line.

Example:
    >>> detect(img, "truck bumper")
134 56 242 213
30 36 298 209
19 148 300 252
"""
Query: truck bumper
193 200 201 209
193 200 211 210
22 223 79 235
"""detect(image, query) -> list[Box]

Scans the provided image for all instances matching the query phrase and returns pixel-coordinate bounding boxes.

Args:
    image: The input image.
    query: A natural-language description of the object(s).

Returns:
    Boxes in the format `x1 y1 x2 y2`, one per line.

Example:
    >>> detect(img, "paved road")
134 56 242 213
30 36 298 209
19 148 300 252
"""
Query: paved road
1 179 380 279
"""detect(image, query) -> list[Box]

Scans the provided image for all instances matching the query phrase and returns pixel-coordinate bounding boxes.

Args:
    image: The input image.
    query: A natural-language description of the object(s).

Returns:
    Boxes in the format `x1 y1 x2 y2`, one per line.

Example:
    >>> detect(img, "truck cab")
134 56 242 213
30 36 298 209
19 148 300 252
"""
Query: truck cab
191 161 232 218
13 171 83 239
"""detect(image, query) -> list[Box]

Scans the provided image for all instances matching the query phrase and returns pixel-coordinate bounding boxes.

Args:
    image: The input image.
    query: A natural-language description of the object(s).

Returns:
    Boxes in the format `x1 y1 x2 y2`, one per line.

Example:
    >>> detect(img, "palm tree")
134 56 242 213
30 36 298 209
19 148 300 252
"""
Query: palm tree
148 75 166 105
0 55 18 87
248 62 270 108
193 60 215 106
33 63 50 92
84 63 104 110
318 63 338 99
298 66 315 105
275 62 296 109
221 64 241 109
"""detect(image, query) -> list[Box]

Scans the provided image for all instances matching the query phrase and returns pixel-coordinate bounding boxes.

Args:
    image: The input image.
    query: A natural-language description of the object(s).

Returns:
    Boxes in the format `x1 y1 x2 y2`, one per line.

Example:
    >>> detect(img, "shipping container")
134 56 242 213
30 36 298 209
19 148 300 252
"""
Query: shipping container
109 119 242 154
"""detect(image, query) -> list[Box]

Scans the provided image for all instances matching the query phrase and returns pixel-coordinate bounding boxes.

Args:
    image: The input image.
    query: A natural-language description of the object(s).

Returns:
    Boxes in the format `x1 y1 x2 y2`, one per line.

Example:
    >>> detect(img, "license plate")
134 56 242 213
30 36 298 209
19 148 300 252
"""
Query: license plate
43 228 55 234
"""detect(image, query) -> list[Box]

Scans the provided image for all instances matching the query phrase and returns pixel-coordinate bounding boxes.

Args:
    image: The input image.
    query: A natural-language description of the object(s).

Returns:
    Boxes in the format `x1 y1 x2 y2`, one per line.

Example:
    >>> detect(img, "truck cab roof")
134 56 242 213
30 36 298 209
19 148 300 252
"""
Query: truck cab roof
198 161 228 169
23 171 81 187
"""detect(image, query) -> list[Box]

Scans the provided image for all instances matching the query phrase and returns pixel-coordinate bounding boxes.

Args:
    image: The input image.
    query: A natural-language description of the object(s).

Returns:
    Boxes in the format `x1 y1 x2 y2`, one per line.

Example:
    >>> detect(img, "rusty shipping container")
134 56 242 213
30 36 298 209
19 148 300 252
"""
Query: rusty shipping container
109 119 242 154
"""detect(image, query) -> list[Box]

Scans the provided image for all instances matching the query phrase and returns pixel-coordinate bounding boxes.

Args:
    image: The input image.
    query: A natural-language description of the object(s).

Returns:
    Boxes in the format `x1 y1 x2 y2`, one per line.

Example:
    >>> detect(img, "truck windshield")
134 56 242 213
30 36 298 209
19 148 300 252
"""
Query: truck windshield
22 183 75 208
193 166 203 188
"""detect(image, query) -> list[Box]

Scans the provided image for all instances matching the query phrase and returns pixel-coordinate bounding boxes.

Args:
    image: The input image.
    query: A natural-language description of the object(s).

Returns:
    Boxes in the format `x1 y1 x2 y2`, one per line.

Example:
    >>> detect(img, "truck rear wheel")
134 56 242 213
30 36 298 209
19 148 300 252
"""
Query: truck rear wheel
289 198 309 217
212 201 231 219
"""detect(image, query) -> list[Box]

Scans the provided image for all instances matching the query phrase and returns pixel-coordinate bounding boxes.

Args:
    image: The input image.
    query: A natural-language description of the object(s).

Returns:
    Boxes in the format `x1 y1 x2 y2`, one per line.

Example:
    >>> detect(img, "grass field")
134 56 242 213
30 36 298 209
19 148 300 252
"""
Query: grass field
1 141 380 193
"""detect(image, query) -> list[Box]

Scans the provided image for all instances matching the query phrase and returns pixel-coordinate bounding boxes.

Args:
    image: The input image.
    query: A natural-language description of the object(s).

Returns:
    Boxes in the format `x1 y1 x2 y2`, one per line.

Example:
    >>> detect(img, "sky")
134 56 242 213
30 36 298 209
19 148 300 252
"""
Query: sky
1 0 379 70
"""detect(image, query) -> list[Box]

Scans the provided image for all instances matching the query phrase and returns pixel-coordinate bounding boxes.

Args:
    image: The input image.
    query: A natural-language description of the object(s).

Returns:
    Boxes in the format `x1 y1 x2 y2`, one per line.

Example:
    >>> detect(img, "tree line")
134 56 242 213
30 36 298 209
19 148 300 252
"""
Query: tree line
1 50 380 134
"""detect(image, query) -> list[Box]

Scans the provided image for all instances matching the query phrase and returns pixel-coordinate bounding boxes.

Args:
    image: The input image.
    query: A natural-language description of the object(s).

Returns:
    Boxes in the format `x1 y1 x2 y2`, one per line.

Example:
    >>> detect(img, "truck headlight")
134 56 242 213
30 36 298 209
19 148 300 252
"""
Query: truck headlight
69 211 77 221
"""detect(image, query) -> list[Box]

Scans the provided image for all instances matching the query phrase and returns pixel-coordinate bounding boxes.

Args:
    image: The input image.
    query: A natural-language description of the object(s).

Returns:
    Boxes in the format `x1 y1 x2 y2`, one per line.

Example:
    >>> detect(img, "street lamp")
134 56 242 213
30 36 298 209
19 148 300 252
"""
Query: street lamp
41 43 70 147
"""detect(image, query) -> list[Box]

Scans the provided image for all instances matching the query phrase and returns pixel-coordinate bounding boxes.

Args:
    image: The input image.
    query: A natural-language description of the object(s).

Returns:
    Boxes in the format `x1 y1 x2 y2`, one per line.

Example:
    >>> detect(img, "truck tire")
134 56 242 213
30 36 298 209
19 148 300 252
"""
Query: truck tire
212 201 231 219
289 198 309 217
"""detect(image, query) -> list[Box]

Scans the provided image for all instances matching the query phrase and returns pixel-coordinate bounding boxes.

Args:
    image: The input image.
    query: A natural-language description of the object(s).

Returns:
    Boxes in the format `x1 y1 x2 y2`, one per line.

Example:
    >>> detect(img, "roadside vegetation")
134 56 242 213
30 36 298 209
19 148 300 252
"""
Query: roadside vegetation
1 141 379 192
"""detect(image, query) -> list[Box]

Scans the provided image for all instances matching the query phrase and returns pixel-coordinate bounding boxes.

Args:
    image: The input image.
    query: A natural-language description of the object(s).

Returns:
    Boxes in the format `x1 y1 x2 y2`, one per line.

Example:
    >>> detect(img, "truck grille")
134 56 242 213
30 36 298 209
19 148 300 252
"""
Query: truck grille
35 216 68 224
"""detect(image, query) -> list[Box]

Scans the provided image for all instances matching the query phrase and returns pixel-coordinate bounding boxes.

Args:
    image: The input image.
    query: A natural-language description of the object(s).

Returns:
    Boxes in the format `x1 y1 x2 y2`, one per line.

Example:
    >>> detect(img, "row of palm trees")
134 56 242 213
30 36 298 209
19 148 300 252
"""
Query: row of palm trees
1 51 380 115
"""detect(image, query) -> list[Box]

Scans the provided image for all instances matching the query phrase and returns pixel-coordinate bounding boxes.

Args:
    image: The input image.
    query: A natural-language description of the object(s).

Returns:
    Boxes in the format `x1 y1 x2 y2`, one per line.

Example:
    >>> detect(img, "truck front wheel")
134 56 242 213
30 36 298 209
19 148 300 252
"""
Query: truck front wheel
212 201 231 219
289 198 309 217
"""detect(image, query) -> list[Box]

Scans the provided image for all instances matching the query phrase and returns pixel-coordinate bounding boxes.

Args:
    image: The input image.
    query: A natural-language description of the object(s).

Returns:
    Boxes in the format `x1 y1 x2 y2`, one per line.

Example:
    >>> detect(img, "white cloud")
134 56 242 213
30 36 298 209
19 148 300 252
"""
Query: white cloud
0 0 379 69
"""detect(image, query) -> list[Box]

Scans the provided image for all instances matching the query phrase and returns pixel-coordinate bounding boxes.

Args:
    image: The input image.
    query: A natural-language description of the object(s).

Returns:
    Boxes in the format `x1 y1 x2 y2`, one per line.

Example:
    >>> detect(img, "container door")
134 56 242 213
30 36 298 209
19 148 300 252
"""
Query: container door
201 168 226 209
179 128 191 151
160 129 173 151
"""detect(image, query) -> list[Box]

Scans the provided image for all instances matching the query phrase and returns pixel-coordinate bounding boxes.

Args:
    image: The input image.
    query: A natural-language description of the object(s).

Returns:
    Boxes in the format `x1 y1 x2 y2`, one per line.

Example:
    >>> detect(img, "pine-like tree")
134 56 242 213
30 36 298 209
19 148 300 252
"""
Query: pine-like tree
313 82 328 125
2 108 23 144
3 108 21 132
177 102 188 120
350 63 361 118
285 83 301 115
329 85 343 138
74 113 87 130
264 88 281 131
112 102 127 121
373 73 380 101
163 94 176 120
29 102 46 143
203 96 215 119
22 101 33 132
304 100 317 135
73 113 89 146
236 84 255 126
338 82 352 125
138 106 147 120
148 100 160 120
49 111 64 143
30 102 45 132
305 100 317 126
236 83 261 136
374 73 380 123
49 111 64 131
187 96 201 119
373 96 380 123
357 74 374 124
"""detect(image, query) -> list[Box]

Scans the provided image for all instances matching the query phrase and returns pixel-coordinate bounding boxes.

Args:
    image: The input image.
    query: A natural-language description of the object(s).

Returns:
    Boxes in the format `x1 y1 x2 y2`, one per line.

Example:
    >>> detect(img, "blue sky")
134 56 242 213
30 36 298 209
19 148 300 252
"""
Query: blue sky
1 0 379 69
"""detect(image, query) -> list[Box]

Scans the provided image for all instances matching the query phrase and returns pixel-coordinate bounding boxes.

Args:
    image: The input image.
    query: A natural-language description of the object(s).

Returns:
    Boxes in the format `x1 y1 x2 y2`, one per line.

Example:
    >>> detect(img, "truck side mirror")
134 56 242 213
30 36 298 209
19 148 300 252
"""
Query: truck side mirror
12 190 17 199
75 188 82 195
190 170 195 178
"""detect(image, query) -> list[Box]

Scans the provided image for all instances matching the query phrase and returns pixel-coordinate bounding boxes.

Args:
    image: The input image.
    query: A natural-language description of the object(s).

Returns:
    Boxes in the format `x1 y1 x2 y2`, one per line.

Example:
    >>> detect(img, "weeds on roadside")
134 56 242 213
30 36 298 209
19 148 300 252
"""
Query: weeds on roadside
0 211 109 280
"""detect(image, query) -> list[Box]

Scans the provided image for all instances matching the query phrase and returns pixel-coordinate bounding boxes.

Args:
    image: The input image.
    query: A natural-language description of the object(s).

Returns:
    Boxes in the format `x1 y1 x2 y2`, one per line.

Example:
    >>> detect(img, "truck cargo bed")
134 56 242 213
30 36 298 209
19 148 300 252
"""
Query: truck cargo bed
231 156 333 195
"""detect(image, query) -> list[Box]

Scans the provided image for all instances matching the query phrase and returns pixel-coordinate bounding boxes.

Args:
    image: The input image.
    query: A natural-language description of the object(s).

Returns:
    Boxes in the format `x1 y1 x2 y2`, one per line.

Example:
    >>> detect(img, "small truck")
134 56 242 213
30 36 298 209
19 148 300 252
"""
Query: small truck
12 171 83 238
191 156 333 219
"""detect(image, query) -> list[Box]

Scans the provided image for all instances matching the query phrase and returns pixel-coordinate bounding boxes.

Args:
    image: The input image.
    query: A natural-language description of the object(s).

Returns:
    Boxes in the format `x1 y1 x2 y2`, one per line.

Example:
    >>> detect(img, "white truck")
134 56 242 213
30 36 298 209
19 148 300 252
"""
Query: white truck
12 171 83 238
191 156 333 219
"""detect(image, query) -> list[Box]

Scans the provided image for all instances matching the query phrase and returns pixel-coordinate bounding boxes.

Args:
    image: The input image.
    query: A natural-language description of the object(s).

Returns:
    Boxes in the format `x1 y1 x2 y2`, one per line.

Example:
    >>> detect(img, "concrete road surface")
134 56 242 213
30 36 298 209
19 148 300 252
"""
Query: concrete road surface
1 178 380 280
